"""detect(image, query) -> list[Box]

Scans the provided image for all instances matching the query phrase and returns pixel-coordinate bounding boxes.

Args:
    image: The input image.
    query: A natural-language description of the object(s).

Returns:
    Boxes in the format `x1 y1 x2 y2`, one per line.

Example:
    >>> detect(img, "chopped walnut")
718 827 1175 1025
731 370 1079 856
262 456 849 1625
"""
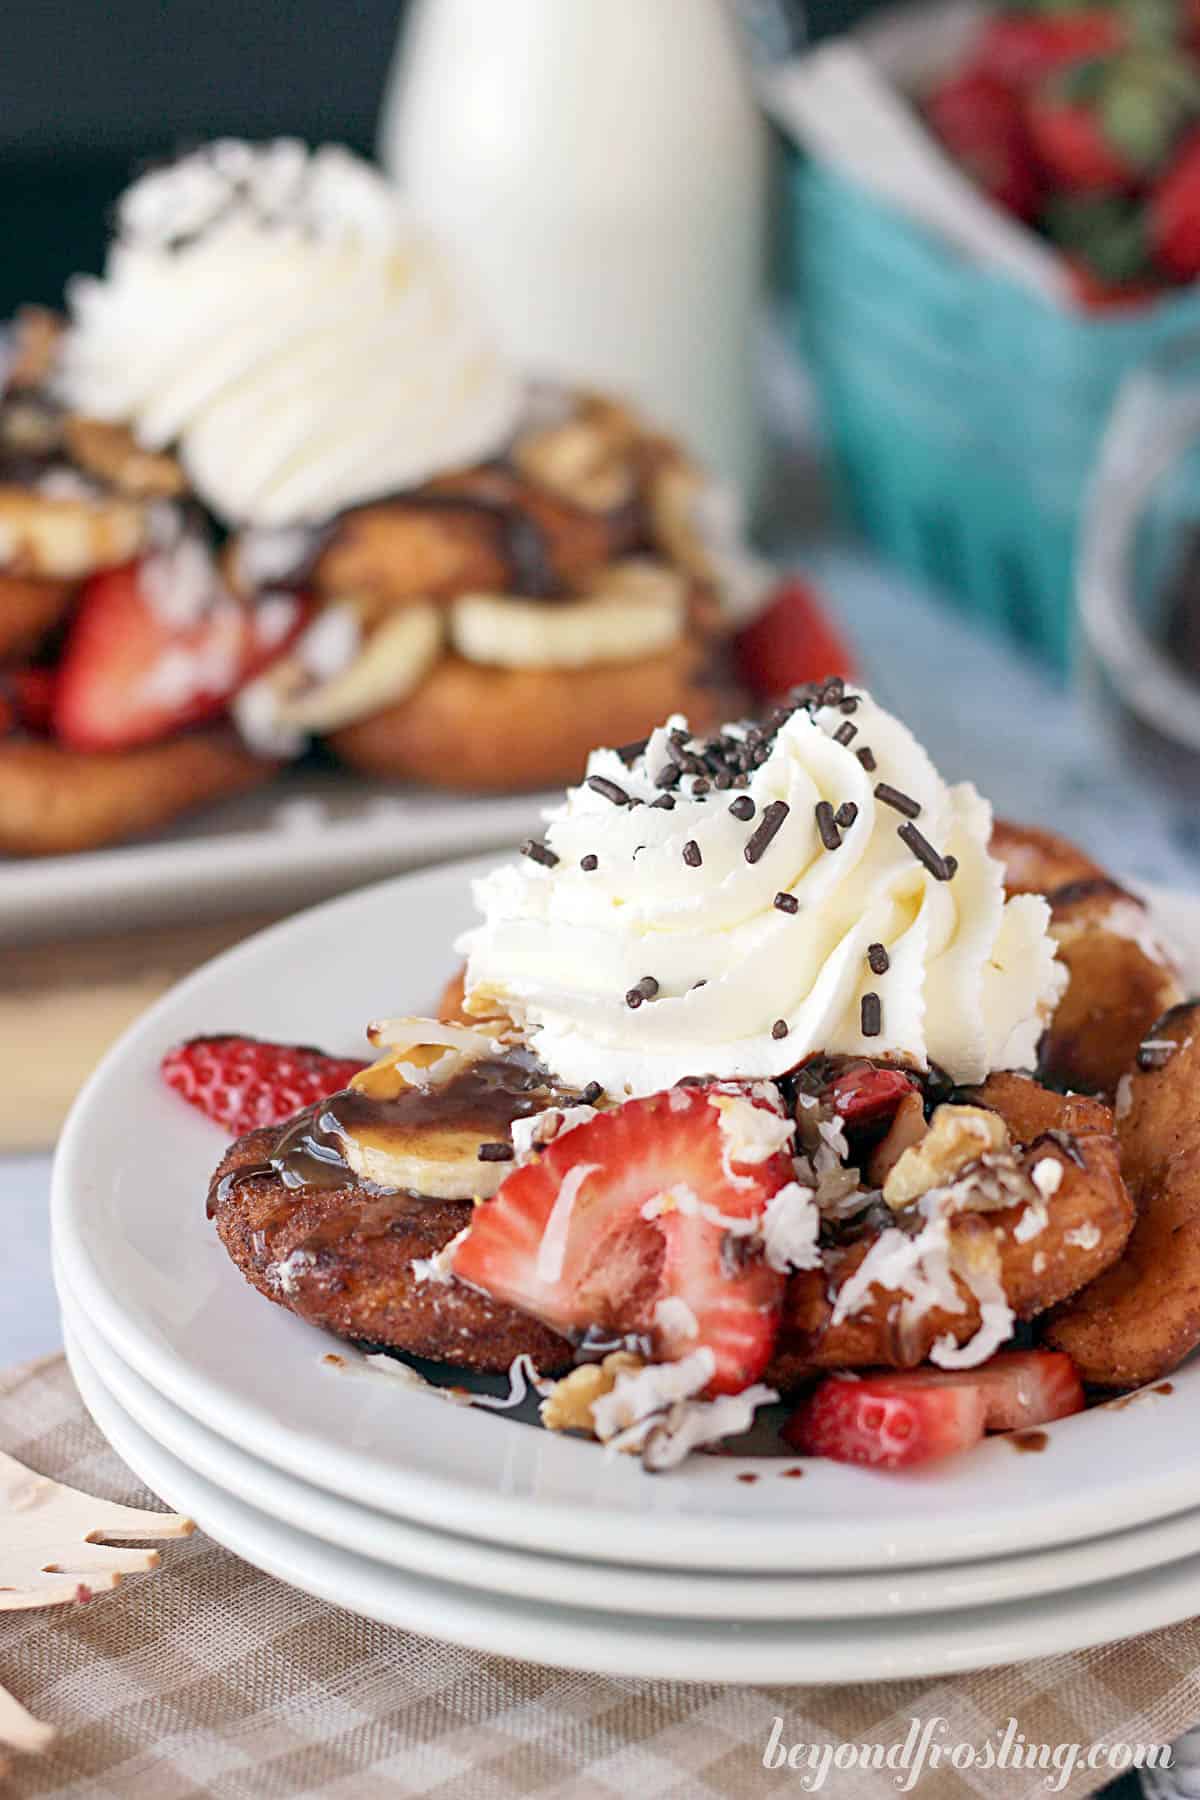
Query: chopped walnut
884 1104 1009 1208
868 1090 928 1189
514 394 640 513
540 1351 644 1434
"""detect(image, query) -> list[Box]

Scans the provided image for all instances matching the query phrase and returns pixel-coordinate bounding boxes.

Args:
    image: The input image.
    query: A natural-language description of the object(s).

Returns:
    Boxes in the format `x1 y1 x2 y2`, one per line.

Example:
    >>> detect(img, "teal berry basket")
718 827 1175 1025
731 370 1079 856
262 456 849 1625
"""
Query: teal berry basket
788 152 1200 672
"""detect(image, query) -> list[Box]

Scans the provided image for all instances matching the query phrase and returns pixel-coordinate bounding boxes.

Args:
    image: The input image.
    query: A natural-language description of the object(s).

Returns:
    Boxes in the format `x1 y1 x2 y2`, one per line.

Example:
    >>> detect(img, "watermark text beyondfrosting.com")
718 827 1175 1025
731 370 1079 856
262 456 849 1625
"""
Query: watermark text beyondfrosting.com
761 1715 1174 1792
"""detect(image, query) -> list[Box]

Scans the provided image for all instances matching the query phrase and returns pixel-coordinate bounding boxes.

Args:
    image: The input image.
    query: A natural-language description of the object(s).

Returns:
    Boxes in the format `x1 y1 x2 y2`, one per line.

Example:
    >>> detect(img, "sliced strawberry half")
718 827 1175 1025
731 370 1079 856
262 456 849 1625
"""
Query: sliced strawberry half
451 1086 791 1394
54 558 307 752
735 578 856 702
824 1064 921 1130
784 1376 987 1469
783 1349 1085 1470
161 1035 367 1136
856 1350 1086 1433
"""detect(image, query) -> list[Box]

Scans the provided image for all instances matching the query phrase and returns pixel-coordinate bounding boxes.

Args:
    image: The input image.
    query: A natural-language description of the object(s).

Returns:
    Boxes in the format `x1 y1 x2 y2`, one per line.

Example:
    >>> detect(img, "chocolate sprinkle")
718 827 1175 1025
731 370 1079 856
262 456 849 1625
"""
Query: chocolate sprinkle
650 793 676 810
691 777 711 798
521 838 559 868
874 782 921 819
815 801 841 851
625 975 660 1008
835 801 858 830
771 1019 789 1040
579 1081 603 1106
682 839 703 867
587 775 631 807
861 992 882 1037
615 736 649 765
744 800 789 864
774 892 799 914
478 1141 515 1162
867 942 890 975
654 763 681 790
857 747 877 772
898 821 956 880
728 795 755 821
834 721 857 746
580 854 599 871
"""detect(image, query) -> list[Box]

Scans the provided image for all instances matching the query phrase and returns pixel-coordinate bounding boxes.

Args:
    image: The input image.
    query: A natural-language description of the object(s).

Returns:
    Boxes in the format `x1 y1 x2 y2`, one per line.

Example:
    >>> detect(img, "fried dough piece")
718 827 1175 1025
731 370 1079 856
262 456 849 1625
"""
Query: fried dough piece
0 484 149 580
331 641 739 792
1044 1001 1200 1387
209 1127 573 1373
1040 879 1181 1097
990 819 1105 896
314 467 641 608
7 307 63 390
0 731 275 856
768 1086 1133 1389
0 575 73 658
970 1071 1113 1140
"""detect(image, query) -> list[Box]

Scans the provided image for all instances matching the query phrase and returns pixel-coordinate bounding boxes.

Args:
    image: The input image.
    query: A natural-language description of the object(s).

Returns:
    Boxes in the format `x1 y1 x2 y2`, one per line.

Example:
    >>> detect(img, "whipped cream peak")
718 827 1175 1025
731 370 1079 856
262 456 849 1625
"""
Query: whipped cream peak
460 686 1067 1094
60 141 521 527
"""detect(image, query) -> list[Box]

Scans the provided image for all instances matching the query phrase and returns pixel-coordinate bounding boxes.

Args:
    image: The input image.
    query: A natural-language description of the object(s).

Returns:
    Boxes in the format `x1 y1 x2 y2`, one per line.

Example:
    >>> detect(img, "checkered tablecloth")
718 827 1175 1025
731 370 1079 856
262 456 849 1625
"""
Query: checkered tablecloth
3 1355 1200 1798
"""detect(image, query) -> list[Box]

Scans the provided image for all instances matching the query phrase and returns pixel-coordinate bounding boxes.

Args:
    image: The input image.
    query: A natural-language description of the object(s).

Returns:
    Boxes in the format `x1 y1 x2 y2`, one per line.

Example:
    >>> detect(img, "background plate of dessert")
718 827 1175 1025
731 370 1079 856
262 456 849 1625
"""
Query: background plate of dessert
1 141 782 940
50 855 1200 1585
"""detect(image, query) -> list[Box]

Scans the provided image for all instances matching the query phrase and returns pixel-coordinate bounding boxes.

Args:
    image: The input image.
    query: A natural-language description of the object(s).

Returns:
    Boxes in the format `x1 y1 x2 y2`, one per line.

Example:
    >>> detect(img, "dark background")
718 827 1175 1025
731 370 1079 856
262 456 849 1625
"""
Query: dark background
0 0 877 315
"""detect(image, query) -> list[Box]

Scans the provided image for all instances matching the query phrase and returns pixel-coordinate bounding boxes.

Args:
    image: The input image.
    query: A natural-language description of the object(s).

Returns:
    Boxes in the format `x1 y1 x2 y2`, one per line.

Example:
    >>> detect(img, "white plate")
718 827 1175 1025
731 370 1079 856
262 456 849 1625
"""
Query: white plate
64 1323 1200 1684
1 771 550 944
60 1273 1200 1624
50 859 1200 1574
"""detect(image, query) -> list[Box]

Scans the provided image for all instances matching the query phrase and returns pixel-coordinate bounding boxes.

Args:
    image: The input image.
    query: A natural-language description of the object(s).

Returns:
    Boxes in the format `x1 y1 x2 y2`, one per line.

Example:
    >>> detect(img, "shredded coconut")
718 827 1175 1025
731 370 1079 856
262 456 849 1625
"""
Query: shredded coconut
1066 1223 1101 1251
1115 1074 1134 1120
1031 1158 1064 1200
654 1296 700 1342
640 1184 758 1236
510 1103 598 1162
410 1224 469 1285
535 1163 600 1285
590 1348 715 1443
760 1181 822 1273
269 1248 314 1295
466 1352 555 1411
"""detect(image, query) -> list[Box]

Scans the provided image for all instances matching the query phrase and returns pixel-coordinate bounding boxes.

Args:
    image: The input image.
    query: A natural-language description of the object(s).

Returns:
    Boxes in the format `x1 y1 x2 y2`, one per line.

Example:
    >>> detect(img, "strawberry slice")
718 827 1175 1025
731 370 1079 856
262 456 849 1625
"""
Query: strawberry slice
824 1064 921 1130
855 1350 1086 1433
161 1035 367 1136
54 558 306 752
783 1349 1085 1470
451 1086 791 1394
735 578 856 702
784 1376 987 1469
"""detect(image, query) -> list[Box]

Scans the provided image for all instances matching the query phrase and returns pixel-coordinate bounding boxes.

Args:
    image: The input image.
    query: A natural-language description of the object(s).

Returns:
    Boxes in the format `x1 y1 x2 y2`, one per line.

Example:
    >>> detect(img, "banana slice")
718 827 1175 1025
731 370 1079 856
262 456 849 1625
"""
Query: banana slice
340 1017 548 1201
450 558 685 670
234 599 442 752
281 601 442 733
0 484 148 579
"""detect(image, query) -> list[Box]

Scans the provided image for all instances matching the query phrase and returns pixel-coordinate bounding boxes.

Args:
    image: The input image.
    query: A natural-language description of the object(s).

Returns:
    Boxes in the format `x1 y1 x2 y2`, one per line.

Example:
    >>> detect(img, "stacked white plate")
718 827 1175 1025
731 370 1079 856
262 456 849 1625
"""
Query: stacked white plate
51 858 1200 1685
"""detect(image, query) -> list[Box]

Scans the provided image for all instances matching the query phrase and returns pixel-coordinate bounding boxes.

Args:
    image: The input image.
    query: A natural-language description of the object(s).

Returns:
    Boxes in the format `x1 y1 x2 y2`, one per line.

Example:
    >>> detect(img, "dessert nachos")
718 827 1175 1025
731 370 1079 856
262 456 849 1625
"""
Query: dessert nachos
169 679 1198 1471
1 141 763 855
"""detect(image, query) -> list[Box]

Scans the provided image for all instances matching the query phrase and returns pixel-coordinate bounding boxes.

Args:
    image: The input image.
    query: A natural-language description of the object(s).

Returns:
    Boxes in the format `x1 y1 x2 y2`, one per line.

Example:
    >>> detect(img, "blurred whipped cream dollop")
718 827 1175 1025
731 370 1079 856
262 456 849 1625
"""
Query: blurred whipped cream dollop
459 687 1066 1095
59 140 521 527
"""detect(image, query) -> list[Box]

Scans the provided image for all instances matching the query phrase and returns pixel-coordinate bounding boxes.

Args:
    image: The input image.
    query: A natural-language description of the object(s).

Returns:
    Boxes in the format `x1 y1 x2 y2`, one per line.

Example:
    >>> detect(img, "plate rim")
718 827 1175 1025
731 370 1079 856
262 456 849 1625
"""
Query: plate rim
60 1269 1200 1623
64 1322 1200 1686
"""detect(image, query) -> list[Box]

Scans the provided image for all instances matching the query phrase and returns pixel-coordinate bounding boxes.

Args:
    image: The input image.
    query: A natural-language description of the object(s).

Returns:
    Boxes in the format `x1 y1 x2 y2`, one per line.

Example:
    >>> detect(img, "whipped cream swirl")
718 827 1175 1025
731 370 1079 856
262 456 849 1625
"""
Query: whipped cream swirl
59 140 521 527
460 689 1066 1095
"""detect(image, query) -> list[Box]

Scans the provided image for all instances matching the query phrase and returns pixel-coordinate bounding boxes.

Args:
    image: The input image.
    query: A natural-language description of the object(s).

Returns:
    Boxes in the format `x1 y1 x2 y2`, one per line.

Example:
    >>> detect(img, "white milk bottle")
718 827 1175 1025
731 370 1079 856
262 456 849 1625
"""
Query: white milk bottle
379 0 769 501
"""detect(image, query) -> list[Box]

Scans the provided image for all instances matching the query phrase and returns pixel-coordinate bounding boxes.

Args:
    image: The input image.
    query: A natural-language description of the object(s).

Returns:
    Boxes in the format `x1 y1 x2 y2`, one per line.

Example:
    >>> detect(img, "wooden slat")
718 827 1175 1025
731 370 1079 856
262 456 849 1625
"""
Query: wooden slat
2 913 282 1152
